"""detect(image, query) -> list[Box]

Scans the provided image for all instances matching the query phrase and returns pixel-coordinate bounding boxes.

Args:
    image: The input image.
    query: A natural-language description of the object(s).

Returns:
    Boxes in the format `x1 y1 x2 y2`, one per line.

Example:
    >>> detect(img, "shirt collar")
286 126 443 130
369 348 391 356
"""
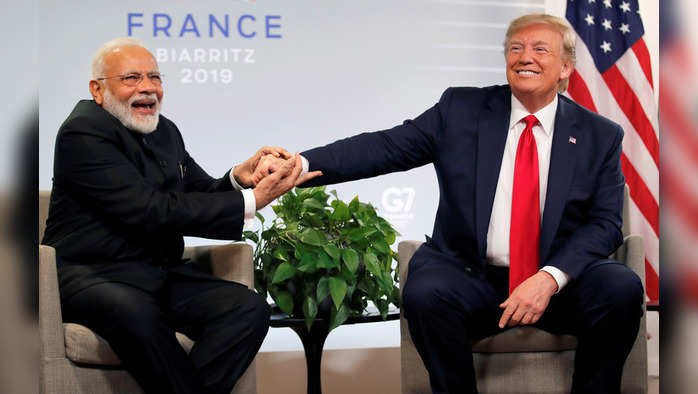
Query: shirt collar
509 94 558 137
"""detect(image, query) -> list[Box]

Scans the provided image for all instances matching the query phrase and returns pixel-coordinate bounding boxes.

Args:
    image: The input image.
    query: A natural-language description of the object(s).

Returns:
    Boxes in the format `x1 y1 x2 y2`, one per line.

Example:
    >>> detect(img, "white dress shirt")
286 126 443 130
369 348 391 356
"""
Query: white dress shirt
486 94 570 292
298 94 570 291
229 169 256 229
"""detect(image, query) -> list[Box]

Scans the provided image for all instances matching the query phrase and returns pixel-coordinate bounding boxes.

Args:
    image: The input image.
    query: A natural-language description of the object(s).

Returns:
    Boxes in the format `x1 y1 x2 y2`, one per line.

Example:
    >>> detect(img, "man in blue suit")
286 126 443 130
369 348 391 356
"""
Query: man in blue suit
259 13 643 393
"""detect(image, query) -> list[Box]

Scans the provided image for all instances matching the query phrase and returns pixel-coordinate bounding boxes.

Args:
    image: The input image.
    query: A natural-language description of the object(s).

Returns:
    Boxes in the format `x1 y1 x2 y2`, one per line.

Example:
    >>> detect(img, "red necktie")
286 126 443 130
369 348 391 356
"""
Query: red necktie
509 115 540 294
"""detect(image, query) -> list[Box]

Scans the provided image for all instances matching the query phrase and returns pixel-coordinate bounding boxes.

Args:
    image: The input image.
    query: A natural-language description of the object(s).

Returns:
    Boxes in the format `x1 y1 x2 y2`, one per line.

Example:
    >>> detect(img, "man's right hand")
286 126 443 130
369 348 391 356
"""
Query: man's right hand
252 154 322 187
253 154 322 209
234 146 292 188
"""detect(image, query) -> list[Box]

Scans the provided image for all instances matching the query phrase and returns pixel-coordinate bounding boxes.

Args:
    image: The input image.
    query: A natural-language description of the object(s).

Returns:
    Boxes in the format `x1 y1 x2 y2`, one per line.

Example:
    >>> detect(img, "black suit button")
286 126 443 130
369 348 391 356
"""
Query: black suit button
159 160 168 167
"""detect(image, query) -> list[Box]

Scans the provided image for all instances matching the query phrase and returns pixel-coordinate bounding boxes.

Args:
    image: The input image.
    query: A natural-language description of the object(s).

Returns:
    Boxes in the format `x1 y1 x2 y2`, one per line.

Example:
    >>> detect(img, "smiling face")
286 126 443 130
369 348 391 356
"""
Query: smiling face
505 23 573 113
89 45 163 133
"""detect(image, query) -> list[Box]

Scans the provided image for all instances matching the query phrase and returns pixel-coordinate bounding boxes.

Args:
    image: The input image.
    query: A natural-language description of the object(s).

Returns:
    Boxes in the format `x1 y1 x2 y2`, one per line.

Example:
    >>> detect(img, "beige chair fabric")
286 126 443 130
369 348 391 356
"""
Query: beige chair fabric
399 185 648 394
39 190 257 394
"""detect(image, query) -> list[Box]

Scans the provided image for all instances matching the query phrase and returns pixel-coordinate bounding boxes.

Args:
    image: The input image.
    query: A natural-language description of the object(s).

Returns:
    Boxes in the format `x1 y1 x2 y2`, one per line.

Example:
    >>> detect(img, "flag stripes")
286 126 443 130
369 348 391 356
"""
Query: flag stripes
564 0 659 300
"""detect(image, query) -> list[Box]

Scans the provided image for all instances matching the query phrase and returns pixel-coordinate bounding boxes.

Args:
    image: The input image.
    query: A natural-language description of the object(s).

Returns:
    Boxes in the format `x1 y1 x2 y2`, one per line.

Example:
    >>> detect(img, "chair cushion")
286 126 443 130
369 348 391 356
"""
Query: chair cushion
63 323 195 366
472 326 578 353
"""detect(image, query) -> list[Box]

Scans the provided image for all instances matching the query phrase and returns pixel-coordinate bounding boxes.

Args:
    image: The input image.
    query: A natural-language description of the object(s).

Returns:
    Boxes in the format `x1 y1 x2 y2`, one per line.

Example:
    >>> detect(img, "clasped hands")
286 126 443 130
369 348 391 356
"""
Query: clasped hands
235 148 557 329
233 147 322 209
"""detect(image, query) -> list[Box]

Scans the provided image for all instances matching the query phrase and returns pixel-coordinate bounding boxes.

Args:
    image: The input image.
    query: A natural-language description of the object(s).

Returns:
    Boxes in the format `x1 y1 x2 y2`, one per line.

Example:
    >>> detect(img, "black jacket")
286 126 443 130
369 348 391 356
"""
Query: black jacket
42 100 245 298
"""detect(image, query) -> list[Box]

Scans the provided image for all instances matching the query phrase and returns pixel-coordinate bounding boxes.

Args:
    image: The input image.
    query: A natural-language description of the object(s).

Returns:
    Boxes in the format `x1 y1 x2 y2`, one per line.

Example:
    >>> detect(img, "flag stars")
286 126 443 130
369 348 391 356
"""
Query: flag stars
585 14 595 25
588 0 596 3
602 19 612 30
603 0 612 8
600 41 612 53
620 1 631 12
619 23 630 34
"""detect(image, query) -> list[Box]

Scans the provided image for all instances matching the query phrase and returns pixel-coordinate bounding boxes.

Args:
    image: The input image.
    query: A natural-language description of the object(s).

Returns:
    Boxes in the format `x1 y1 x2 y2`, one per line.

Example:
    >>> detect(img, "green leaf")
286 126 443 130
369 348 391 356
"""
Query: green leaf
376 298 389 320
302 198 325 211
348 227 365 242
303 212 325 228
309 187 329 203
329 303 350 332
372 239 391 255
303 295 318 330
348 196 360 213
329 277 347 310
316 251 339 269
385 231 396 245
243 230 259 244
322 244 341 262
272 248 289 262
255 211 265 224
364 227 379 239
272 262 296 284
358 277 378 299
392 286 402 307
331 200 350 221
297 253 318 273
378 271 395 295
363 252 381 276
299 228 327 246
339 264 355 282
317 277 330 302
275 291 294 315
341 248 359 273
295 187 311 200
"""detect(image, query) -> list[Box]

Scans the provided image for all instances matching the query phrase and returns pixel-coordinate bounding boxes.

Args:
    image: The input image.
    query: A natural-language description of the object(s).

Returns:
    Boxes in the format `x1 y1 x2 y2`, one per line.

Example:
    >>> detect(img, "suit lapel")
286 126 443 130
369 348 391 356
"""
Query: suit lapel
540 97 578 262
475 89 511 258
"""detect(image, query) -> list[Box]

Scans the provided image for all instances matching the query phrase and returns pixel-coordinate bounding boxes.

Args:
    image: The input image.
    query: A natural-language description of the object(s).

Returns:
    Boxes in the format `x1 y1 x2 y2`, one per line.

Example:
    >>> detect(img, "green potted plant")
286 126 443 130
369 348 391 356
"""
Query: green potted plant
242 186 401 331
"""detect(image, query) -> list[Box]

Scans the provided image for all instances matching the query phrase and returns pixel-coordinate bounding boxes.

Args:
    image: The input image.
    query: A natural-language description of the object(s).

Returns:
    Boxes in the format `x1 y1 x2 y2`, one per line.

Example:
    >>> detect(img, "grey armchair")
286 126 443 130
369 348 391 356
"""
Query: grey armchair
39 190 258 394
399 185 647 394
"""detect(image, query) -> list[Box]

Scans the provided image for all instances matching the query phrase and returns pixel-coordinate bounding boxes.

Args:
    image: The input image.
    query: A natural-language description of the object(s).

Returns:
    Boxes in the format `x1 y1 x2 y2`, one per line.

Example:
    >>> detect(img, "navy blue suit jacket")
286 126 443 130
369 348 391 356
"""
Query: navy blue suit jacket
302 85 625 279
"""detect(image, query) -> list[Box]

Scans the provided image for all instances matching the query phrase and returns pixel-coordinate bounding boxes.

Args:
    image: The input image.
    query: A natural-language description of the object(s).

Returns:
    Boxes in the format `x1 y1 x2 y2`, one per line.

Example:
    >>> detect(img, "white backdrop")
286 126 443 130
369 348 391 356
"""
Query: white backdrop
38 0 657 352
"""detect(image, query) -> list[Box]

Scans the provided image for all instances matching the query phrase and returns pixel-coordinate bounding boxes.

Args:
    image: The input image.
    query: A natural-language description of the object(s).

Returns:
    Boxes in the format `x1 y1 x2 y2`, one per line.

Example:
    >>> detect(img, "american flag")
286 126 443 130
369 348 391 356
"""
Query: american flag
564 0 659 301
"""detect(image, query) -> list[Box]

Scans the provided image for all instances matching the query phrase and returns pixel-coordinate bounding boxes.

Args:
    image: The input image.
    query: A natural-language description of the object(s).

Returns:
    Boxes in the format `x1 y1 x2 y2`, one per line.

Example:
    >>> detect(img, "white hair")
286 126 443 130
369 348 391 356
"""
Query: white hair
91 37 149 79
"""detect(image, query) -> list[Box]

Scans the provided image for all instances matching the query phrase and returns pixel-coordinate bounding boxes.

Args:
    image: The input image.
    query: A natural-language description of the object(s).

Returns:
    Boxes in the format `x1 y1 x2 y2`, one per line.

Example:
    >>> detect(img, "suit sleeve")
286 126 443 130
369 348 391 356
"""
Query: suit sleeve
545 124 625 279
300 88 455 186
172 124 236 194
54 126 245 240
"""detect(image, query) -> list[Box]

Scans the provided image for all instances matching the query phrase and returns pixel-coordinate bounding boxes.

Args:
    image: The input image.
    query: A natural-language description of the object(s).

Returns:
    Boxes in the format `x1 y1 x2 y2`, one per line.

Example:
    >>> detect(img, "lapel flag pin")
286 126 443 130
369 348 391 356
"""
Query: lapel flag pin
568 136 577 144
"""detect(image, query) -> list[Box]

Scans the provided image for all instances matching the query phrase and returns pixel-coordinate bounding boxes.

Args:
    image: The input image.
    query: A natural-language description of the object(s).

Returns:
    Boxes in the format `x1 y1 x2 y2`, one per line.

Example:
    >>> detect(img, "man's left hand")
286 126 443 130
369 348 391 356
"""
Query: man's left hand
498 271 558 328
233 146 292 187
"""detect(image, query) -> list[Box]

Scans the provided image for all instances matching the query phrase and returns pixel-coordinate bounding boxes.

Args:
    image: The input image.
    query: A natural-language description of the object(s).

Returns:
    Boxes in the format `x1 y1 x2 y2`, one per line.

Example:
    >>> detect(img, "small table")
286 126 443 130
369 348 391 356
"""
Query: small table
269 307 400 394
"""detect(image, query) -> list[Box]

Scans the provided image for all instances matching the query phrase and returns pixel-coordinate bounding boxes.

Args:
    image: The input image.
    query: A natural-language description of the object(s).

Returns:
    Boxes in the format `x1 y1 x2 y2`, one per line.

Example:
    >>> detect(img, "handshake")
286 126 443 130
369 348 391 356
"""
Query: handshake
233 147 323 209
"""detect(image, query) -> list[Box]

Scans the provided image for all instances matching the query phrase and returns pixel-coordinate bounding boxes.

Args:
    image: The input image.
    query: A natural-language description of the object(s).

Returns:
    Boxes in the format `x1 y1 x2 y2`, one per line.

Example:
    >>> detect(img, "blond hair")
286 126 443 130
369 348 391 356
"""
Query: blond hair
503 14 576 92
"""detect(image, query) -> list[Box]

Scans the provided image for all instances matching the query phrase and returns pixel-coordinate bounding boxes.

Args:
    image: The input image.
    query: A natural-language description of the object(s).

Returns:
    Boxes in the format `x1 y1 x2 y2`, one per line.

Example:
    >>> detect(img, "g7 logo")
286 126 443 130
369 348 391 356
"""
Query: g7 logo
381 187 416 213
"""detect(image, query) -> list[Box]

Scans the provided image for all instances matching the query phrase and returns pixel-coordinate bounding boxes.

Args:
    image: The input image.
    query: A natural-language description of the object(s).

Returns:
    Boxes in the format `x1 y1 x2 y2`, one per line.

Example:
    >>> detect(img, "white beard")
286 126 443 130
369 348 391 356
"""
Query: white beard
102 89 161 134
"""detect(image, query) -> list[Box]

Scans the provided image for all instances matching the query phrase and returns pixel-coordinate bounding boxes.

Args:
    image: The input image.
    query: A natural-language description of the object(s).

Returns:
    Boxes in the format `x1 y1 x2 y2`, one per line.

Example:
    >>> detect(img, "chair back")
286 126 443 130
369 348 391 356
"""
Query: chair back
39 190 51 243
622 184 630 237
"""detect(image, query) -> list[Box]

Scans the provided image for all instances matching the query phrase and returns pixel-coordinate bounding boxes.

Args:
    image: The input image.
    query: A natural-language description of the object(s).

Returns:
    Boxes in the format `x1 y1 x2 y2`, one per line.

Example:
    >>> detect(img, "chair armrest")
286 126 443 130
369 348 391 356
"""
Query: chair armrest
613 234 646 285
183 243 254 290
39 245 66 359
398 241 423 296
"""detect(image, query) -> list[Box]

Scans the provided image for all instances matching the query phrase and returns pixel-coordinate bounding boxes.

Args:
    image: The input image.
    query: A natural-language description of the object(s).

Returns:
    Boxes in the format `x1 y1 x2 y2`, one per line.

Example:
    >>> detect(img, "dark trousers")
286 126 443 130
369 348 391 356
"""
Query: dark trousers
62 264 270 394
402 257 644 394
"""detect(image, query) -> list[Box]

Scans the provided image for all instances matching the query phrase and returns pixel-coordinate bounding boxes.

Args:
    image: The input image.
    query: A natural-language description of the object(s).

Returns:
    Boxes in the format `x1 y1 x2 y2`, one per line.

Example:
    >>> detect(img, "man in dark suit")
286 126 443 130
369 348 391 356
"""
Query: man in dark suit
42 37 319 394
257 13 643 394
